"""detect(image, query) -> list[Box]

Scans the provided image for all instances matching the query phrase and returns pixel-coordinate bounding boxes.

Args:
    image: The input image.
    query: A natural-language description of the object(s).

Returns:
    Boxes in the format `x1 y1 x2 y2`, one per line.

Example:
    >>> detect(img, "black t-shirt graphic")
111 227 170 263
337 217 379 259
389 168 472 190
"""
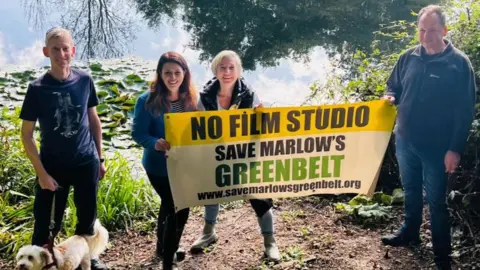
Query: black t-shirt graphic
20 69 99 169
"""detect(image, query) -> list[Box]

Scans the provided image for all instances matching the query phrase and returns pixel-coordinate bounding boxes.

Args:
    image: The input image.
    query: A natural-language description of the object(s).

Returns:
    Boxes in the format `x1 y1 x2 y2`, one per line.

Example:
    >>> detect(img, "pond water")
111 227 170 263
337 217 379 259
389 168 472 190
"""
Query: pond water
0 0 437 106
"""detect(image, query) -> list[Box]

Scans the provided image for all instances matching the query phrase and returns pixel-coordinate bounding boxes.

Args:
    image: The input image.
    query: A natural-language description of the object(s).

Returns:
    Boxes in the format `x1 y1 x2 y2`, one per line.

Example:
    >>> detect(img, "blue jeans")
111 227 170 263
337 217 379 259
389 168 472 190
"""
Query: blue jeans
395 135 451 260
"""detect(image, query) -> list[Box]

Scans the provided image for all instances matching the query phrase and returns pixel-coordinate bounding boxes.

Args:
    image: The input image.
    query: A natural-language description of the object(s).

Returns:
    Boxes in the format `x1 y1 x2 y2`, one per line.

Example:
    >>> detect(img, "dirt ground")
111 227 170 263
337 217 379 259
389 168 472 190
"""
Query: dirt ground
1 197 447 270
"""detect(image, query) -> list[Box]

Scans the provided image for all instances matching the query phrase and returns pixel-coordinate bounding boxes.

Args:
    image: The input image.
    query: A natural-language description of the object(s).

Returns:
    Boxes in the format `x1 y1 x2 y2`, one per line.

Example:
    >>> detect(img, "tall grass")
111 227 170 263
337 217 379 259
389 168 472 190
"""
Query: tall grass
0 107 159 259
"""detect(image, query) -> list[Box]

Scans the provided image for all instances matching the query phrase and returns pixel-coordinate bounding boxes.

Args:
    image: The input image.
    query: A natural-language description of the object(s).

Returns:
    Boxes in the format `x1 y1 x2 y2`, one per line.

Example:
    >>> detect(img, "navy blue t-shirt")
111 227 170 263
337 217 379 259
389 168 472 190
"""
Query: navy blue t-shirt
19 69 99 169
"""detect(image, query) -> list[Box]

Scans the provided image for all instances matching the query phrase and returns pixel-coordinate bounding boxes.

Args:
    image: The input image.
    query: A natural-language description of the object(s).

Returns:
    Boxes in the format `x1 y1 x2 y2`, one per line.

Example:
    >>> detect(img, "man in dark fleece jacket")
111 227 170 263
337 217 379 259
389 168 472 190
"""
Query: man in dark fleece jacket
381 5 476 270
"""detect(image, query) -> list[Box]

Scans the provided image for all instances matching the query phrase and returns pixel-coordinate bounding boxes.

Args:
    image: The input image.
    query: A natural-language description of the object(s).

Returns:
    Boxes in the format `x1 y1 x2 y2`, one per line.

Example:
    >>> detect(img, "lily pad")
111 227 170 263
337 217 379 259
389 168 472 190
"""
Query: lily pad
103 129 119 138
103 120 121 128
10 71 36 81
111 138 134 149
89 63 103 72
103 140 112 146
124 96 138 105
7 92 24 101
99 115 114 123
16 88 27 95
110 85 120 97
96 104 111 116
97 90 109 98
124 74 145 84
121 105 133 111
0 78 8 85
116 126 132 134
106 94 129 104
111 112 125 121
97 79 120 86
116 134 131 141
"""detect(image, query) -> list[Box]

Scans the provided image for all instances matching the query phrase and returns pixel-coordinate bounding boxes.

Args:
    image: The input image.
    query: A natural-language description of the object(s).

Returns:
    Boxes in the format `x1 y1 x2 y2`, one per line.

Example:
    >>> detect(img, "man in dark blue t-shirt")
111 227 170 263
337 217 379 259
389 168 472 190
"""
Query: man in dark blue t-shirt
19 27 107 270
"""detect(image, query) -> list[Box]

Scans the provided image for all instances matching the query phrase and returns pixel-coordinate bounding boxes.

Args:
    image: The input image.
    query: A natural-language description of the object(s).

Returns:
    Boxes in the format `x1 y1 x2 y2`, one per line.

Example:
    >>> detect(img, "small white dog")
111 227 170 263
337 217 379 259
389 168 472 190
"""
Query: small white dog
15 219 109 270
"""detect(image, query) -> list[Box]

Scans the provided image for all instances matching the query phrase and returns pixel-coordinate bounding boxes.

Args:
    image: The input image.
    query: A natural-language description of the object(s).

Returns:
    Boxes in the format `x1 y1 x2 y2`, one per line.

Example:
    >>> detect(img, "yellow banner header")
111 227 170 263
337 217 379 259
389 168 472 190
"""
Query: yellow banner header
165 100 396 146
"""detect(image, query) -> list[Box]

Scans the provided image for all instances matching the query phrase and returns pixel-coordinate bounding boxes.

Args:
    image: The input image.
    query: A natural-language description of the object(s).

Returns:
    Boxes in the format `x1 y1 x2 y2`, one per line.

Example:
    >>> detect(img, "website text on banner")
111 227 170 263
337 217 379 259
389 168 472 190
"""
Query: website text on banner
165 100 397 212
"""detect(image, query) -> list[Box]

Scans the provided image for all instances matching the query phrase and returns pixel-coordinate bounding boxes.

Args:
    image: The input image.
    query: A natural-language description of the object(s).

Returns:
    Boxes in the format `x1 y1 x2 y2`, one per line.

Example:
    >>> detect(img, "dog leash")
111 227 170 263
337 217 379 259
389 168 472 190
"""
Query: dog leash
42 191 59 270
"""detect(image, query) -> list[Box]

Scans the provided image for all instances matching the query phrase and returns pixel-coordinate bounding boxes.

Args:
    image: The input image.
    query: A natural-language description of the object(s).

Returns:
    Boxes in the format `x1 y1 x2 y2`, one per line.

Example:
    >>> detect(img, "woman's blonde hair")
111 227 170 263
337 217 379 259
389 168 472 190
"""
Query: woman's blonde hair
211 50 243 77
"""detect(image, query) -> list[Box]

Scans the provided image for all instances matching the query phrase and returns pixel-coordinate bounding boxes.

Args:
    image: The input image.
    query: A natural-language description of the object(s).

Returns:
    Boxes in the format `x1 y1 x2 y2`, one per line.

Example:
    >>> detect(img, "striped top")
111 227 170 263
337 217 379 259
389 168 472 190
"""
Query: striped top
171 100 185 112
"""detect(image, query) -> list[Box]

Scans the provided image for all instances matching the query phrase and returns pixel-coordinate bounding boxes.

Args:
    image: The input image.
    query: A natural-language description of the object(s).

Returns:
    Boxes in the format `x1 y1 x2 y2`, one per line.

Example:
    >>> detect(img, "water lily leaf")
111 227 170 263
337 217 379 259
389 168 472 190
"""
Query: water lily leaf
104 96 115 103
124 74 145 86
10 71 36 81
111 112 125 121
103 129 119 138
97 79 120 86
102 141 112 147
113 94 129 103
7 92 24 101
97 90 108 98
112 138 134 149
103 121 121 128
99 115 114 123
116 134 131 141
96 104 111 115
110 85 120 97
16 88 27 95
0 77 8 85
121 105 133 111
89 63 103 72
124 95 138 105
126 74 144 82
116 125 132 134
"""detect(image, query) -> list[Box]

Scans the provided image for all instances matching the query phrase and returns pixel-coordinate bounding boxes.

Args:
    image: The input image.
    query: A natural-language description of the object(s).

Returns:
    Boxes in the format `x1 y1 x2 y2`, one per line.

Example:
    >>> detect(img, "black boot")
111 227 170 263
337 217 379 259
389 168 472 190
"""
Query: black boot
156 207 167 257
434 251 452 270
381 230 420 247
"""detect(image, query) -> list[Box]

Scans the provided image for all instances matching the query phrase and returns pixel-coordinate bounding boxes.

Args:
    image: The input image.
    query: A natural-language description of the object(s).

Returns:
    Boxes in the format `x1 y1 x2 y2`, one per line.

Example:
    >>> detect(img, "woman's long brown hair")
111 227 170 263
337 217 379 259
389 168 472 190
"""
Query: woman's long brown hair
146 51 197 116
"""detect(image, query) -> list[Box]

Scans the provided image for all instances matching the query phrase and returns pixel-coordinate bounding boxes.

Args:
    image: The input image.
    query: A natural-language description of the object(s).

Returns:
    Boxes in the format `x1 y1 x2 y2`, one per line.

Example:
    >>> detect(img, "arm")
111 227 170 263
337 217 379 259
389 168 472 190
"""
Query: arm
449 59 477 154
87 77 106 178
384 55 405 105
21 121 57 190
131 95 160 150
88 107 103 159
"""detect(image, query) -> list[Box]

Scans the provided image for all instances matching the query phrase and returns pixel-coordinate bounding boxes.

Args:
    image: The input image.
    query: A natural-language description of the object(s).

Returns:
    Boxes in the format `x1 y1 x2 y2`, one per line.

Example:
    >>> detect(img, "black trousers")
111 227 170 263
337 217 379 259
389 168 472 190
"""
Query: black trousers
147 173 189 267
32 160 99 246
249 198 273 217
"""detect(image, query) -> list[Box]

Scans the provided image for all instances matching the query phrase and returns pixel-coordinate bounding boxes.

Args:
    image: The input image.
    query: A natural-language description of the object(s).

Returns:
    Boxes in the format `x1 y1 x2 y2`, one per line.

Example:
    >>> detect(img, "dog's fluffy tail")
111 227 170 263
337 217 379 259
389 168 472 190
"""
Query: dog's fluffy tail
85 219 109 258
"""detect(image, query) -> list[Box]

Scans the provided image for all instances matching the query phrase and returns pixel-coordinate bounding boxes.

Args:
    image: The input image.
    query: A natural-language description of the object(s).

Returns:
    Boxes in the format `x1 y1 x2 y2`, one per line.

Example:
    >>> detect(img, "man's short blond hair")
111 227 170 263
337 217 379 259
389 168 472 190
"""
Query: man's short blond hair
45 27 73 46
211 50 243 77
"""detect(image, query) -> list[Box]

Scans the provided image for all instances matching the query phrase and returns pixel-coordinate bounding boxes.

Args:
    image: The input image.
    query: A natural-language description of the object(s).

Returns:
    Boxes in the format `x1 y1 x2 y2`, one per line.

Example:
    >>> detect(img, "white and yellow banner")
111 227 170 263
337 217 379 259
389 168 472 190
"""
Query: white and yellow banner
165 100 396 212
